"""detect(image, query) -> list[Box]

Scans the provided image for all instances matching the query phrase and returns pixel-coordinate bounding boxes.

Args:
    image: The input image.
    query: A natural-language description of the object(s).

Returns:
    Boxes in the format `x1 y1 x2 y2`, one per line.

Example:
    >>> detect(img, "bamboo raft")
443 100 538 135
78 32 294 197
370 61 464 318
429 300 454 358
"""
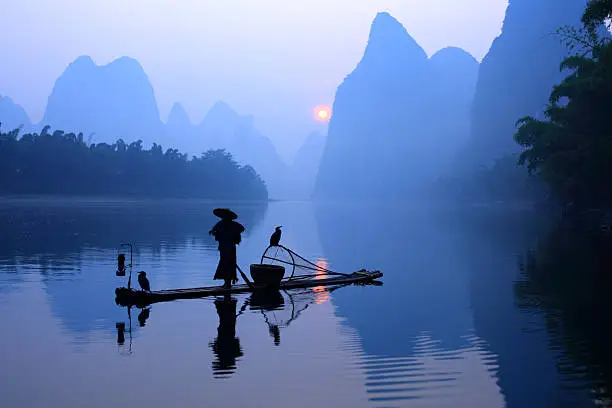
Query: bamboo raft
115 269 383 307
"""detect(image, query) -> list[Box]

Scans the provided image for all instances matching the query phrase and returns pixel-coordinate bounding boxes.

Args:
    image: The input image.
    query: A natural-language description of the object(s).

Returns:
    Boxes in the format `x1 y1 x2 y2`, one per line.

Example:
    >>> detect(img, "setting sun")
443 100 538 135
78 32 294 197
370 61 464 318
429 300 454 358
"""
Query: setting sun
314 105 331 122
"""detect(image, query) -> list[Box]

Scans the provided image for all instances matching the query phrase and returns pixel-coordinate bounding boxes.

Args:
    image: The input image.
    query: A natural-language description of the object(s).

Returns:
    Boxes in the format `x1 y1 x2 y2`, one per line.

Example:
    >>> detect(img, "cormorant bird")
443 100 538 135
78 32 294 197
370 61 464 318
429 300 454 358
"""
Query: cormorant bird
137 271 151 292
270 226 282 247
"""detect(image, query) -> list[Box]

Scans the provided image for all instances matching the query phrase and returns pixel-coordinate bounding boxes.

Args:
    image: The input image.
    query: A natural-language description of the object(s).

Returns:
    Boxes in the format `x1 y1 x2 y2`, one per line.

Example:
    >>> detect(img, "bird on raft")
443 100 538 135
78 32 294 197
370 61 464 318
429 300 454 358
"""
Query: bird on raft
138 271 151 292
270 226 282 247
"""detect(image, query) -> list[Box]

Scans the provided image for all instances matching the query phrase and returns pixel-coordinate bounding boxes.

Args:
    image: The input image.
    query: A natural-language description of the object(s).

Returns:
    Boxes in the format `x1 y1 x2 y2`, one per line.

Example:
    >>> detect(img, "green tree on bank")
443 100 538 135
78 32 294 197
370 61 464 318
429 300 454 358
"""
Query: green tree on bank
0 125 268 200
514 0 612 211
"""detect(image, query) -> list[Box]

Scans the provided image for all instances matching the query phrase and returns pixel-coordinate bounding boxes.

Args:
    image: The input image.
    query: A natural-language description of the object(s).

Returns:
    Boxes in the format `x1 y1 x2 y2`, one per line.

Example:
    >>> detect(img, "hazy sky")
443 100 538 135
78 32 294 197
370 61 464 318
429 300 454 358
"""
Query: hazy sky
1 0 508 161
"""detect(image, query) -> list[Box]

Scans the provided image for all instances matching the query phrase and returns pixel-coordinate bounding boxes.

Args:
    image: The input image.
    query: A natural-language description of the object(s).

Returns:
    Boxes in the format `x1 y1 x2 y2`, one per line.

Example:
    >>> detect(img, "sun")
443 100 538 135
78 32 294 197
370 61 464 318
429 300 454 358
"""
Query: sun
314 105 331 122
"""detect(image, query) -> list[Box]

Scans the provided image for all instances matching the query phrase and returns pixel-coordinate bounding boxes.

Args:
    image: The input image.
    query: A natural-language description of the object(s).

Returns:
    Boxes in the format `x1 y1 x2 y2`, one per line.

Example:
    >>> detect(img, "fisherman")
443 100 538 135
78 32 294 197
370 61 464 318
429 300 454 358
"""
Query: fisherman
209 208 245 289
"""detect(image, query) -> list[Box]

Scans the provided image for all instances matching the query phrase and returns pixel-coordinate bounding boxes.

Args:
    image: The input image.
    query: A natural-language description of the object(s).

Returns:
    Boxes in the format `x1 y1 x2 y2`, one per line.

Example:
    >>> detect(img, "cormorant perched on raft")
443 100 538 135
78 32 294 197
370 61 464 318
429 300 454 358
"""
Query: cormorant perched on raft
138 271 151 292
270 226 282 247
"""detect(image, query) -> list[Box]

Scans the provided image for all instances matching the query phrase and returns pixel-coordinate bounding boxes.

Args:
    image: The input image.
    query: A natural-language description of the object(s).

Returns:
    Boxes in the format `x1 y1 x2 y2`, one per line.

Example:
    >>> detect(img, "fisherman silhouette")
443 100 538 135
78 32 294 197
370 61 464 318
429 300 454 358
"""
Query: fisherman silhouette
137 271 151 292
209 208 245 289
270 226 282 247
209 294 243 377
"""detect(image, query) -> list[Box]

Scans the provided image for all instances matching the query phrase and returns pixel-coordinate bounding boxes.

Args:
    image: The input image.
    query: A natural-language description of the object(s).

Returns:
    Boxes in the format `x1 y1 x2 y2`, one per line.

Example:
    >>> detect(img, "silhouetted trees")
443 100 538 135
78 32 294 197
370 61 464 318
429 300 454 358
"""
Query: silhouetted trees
583 0 612 29
0 125 268 200
514 2 612 211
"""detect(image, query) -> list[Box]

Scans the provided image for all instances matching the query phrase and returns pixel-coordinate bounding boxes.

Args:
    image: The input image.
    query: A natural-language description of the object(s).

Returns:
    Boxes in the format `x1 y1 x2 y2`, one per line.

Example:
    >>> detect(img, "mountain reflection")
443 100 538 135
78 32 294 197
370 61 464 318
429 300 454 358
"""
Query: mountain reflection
431 207 600 408
0 198 267 339
313 202 608 407
314 202 474 356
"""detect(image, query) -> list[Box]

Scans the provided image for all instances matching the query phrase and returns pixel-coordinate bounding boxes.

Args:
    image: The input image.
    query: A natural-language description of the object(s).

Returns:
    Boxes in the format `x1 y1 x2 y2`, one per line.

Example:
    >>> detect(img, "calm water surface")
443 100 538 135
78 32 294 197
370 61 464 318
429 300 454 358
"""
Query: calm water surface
0 198 610 408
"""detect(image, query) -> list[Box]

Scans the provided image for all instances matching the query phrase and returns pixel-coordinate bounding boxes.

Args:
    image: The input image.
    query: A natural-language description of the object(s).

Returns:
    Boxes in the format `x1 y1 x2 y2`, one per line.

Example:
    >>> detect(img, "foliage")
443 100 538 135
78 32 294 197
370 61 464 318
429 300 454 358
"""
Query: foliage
582 0 612 29
514 8 612 211
555 24 608 58
0 125 268 200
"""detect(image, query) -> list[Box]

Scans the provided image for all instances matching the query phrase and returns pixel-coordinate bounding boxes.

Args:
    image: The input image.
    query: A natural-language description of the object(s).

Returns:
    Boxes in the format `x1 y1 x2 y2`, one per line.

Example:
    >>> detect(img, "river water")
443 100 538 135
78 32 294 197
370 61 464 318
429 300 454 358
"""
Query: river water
0 198 610 408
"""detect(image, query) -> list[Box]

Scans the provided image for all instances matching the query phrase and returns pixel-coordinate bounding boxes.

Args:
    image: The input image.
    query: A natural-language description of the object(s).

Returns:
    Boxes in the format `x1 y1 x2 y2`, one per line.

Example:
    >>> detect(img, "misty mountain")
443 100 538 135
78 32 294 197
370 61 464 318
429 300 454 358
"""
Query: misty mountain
468 0 587 166
428 47 479 173
163 100 293 198
165 100 324 199
0 95 31 132
194 101 289 198
41 56 165 146
314 12 478 201
287 131 326 199
2 54 327 200
165 102 194 151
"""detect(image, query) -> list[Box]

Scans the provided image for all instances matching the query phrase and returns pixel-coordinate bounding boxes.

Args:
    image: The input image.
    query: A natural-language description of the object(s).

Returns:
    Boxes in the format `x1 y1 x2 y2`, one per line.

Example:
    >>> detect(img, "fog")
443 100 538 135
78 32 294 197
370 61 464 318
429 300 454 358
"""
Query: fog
1 0 507 161
3 2 612 406
0 0 587 201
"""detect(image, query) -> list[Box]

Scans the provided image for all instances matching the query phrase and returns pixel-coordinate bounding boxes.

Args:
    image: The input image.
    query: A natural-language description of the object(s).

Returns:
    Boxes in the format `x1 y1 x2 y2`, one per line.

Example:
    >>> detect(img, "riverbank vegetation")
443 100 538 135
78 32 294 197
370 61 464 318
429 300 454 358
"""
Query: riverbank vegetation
514 0 612 213
0 125 268 200
436 1 612 214
511 3 612 397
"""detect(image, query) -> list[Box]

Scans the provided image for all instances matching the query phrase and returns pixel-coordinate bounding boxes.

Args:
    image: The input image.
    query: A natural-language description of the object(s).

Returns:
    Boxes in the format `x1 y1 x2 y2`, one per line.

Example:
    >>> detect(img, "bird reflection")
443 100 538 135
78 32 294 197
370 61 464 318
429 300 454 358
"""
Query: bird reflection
249 289 285 346
138 307 151 327
209 294 243 378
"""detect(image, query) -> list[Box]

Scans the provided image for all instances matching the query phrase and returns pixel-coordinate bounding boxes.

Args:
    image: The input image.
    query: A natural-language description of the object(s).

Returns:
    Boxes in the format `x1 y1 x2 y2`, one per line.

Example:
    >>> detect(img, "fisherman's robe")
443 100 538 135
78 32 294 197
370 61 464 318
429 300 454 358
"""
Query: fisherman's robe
211 220 245 281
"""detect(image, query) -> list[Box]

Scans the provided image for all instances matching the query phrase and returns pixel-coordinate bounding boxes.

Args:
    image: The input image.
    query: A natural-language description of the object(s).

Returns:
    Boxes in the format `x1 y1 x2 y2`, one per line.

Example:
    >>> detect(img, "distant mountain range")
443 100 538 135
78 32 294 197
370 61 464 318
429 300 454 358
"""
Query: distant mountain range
0 57 323 199
42 56 165 145
3 1 584 202
314 12 479 200
314 0 588 201
468 0 587 167
0 95 32 132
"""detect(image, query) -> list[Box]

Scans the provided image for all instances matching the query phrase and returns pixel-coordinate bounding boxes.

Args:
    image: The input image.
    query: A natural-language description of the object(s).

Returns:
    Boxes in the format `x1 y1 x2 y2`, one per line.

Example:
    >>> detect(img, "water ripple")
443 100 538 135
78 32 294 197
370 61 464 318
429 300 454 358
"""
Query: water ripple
337 327 502 407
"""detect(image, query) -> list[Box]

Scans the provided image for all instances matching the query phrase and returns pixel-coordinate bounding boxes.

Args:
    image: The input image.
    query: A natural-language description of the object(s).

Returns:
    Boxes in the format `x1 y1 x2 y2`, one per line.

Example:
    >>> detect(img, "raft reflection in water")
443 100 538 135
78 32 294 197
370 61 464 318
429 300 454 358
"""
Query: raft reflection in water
209 289 303 377
114 283 363 377
115 305 152 356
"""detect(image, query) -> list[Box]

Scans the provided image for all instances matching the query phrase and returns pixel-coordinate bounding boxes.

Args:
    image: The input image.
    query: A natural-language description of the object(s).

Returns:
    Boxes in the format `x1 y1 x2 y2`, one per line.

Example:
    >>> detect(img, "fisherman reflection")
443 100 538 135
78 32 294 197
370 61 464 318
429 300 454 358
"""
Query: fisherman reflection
209 294 243 377
269 324 281 346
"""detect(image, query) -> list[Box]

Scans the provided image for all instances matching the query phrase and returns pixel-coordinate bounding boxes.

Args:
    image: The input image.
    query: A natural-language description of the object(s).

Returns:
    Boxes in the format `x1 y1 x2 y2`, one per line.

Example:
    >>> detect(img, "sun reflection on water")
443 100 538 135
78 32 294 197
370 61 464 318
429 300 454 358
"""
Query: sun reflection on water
314 258 330 304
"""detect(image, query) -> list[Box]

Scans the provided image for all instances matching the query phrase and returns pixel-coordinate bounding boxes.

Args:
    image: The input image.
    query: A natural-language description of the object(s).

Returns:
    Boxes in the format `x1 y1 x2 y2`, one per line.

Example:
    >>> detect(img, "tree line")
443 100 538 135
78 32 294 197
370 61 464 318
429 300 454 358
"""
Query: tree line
434 1 612 213
0 125 268 200
514 0 612 213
